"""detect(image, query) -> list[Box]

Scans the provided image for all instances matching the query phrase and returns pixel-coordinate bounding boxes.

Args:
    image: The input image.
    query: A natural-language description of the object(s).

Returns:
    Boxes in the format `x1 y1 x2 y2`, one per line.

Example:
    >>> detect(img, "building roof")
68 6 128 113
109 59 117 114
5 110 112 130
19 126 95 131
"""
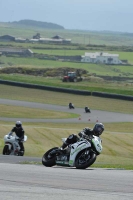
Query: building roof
84 52 119 58
15 38 26 41
29 38 71 43
0 47 33 54
0 35 15 40
51 35 63 39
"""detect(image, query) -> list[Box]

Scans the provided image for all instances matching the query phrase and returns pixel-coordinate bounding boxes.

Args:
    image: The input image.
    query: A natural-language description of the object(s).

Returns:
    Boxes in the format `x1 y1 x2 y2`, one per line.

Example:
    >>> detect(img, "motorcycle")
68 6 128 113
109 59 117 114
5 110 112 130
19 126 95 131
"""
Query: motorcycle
2 134 27 156
85 106 91 113
69 103 75 109
42 135 102 169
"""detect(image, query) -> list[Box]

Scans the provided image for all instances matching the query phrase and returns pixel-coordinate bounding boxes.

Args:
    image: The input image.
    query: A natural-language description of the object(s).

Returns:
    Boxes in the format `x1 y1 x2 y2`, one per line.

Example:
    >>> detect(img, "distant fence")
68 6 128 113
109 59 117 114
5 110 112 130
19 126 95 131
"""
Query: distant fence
0 79 133 101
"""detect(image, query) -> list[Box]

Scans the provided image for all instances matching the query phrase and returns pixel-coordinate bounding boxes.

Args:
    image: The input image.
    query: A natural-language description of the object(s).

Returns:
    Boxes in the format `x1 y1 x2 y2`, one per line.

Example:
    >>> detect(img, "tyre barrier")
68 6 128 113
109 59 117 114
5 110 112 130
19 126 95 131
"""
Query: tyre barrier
0 80 91 96
0 80 133 101
92 91 133 101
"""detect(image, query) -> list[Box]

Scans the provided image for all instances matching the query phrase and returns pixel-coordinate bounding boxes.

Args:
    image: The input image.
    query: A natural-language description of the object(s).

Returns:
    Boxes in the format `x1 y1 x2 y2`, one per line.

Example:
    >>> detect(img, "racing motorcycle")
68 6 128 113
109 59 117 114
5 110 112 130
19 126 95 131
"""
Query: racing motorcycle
2 134 27 156
85 106 91 113
69 103 75 109
42 135 102 169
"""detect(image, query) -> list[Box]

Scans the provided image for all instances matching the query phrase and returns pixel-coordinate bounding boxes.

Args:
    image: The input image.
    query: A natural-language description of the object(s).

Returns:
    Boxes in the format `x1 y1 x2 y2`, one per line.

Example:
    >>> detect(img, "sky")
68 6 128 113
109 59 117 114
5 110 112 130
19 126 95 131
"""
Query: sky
0 0 133 33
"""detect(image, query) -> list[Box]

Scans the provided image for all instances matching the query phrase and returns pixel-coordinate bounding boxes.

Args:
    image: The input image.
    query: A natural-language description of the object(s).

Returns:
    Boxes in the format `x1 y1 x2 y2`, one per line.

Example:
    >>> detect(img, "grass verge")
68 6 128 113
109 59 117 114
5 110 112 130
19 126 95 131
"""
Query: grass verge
0 104 79 119
0 85 133 169
0 74 133 96
1 85 133 114
0 122 133 170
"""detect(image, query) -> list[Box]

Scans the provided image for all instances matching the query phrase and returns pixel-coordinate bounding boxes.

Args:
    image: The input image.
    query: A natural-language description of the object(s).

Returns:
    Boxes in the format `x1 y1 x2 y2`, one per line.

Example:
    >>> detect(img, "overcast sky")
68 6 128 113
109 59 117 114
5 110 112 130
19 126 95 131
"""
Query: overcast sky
0 0 133 33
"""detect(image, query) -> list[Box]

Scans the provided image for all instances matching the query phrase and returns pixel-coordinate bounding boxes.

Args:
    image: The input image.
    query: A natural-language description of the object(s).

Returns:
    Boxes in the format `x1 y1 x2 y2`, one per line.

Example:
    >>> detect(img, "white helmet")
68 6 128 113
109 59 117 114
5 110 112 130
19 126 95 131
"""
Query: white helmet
15 121 22 128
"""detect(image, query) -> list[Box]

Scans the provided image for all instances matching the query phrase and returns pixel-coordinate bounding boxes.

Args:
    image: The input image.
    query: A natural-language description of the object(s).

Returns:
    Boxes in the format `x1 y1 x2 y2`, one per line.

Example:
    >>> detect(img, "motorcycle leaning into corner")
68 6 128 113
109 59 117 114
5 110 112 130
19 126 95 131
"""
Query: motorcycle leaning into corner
42 133 102 169
85 106 91 113
2 133 27 156
69 103 75 109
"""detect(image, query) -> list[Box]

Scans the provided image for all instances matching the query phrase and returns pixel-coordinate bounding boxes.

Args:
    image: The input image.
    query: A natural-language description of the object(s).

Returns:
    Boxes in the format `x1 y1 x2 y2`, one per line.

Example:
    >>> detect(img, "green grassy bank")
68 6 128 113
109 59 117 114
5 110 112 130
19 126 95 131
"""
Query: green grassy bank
0 85 133 169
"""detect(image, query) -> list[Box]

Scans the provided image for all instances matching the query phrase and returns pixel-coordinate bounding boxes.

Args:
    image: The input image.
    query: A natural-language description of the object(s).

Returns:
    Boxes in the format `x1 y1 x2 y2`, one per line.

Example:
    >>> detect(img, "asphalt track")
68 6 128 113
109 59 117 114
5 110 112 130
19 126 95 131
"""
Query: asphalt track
0 160 133 200
0 98 133 123
0 98 133 200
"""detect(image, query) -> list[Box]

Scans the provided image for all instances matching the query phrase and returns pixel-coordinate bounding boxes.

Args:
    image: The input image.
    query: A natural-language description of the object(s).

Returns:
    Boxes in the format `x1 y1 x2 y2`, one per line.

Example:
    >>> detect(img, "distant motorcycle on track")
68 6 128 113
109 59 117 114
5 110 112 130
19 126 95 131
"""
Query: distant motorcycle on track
85 106 91 113
69 102 75 109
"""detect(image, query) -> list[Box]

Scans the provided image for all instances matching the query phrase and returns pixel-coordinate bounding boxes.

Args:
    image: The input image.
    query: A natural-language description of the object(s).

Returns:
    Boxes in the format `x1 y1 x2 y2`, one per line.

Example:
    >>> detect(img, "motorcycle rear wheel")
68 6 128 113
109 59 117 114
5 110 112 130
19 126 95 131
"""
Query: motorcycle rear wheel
42 147 58 167
18 151 24 156
75 150 96 169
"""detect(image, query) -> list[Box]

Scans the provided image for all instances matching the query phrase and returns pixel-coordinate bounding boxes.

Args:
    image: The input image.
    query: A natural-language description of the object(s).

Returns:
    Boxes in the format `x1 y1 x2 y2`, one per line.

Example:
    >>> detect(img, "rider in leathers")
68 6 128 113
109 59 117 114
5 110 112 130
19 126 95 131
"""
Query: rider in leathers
8 121 25 152
60 123 104 150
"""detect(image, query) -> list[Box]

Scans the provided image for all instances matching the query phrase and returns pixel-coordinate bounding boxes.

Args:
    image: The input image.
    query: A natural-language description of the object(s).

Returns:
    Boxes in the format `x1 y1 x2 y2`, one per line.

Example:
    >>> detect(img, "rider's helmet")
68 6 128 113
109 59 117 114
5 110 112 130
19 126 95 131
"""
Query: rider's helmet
15 121 22 129
93 123 104 136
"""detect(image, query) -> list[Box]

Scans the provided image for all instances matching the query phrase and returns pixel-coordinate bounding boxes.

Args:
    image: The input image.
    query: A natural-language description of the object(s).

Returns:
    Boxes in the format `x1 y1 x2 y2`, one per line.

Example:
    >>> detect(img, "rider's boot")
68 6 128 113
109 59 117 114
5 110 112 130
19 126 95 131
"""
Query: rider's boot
61 142 68 150
19 146 25 156
58 142 68 154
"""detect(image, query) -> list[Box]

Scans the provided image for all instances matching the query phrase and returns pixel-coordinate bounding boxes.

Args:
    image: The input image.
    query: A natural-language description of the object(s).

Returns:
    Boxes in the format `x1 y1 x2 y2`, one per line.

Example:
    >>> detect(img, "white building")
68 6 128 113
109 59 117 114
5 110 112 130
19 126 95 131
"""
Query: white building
29 37 71 44
81 52 123 65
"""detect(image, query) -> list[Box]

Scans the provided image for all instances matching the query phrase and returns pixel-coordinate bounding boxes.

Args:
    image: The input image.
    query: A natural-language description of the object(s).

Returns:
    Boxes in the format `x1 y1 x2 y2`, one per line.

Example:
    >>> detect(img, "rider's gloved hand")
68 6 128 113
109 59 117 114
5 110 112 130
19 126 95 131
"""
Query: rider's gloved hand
83 127 90 134
7 132 12 139
83 135 89 140
78 131 85 138
78 132 90 141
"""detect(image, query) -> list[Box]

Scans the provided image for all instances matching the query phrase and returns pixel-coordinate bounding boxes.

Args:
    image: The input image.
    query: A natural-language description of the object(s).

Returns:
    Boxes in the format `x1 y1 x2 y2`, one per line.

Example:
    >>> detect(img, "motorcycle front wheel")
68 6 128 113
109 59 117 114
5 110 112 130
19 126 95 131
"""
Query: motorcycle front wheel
3 145 11 155
75 150 96 169
42 147 58 167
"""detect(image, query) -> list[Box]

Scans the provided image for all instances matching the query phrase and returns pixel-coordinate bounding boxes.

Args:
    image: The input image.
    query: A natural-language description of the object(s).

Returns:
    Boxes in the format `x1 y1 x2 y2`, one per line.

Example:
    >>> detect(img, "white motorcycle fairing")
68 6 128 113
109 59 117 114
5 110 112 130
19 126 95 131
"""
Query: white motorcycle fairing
3 134 27 156
92 136 102 153
69 140 91 166
4 135 27 142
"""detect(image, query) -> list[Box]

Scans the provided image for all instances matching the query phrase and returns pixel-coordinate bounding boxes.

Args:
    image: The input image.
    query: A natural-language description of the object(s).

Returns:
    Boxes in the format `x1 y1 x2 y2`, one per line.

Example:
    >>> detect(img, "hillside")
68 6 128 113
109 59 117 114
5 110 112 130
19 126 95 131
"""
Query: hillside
9 19 65 30
0 22 133 45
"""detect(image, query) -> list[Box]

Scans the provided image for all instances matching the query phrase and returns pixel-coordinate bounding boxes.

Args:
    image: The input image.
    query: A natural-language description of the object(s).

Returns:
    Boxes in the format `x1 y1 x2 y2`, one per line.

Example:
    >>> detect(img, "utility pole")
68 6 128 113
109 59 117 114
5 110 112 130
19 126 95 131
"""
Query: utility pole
89 35 90 45
84 34 85 45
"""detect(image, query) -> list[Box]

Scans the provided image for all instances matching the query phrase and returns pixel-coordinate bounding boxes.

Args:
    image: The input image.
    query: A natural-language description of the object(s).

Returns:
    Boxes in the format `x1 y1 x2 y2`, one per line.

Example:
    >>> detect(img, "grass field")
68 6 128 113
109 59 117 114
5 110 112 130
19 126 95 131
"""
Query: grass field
0 24 133 46
0 25 133 169
1 55 133 69
0 28 133 97
0 74 133 96
1 85 133 113
31 49 133 64
0 122 133 169
0 85 133 169
0 104 79 119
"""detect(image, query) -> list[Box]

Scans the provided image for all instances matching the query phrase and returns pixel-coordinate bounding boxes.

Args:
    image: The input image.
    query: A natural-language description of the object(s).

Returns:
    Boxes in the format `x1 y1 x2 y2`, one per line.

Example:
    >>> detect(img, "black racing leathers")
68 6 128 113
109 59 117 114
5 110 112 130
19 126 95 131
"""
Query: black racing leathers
80 128 102 143
9 127 25 151
81 128 94 135
61 128 94 149
61 134 79 149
